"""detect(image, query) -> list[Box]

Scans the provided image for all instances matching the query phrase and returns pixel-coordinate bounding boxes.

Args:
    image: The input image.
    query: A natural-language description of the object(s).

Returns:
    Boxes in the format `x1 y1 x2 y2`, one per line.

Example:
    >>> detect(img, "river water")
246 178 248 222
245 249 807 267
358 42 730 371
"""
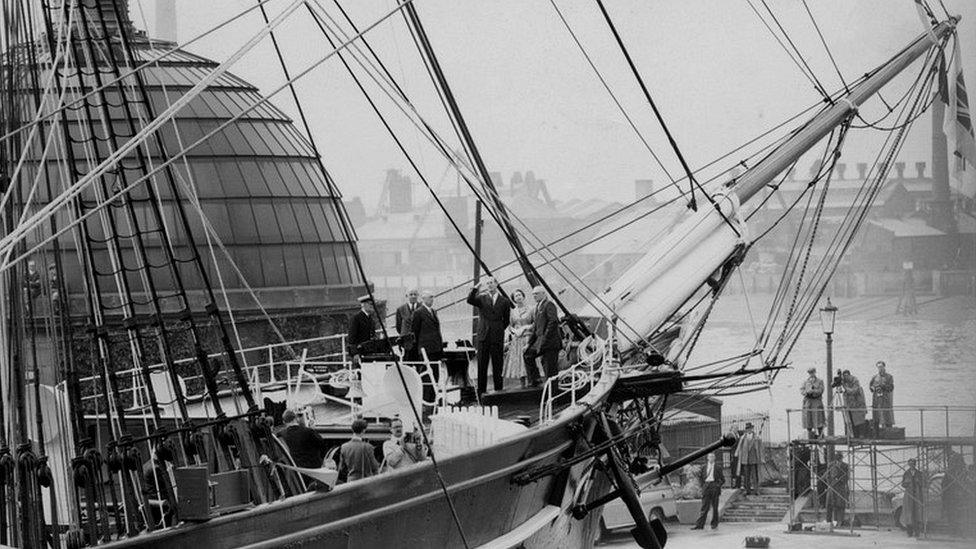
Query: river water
689 293 976 442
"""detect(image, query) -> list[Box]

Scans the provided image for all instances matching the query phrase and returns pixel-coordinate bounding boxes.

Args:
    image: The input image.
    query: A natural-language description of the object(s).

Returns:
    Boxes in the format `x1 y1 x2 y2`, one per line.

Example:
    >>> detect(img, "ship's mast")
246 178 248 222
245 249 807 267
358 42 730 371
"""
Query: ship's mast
400 2 590 338
580 17 958 353
732 18 958 204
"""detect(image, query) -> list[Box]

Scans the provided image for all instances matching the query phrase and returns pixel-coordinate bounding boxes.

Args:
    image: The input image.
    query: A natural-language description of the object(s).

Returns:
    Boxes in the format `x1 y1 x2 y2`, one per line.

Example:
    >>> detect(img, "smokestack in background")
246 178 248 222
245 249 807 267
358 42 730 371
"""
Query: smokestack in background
155 0 177 42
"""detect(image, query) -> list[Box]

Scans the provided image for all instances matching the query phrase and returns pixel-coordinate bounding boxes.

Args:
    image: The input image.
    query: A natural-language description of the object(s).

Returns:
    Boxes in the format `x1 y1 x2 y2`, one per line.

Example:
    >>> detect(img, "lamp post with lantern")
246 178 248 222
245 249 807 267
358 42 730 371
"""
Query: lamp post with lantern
819 298 838 438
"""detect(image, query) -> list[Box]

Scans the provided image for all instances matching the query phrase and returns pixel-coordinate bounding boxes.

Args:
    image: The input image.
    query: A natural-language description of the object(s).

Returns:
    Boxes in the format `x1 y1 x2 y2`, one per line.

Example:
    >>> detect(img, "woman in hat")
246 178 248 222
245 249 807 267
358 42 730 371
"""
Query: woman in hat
800 367 826 439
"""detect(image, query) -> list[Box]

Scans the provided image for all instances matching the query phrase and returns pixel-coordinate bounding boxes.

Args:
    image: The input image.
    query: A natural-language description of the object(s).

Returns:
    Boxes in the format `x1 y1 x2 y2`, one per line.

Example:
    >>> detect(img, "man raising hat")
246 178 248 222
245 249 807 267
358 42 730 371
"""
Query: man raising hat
735 422 765 496
801 367 826 439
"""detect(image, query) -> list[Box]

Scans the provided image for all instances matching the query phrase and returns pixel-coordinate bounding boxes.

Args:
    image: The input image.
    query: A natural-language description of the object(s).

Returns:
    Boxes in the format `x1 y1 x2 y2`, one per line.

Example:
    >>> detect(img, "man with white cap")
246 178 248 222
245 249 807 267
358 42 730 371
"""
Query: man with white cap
801 367 826 439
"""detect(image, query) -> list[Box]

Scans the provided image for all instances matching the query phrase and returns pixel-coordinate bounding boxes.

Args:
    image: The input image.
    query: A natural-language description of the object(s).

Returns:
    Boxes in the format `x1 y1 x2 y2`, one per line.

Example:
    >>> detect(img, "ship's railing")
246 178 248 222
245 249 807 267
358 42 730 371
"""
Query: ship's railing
74 332 348 407
280 349 446 422
785 405 976 442
539 334 614 423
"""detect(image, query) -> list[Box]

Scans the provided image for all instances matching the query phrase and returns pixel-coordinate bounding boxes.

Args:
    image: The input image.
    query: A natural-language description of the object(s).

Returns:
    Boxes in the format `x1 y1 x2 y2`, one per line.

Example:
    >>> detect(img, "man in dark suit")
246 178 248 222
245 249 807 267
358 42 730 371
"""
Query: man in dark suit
524 285 561 386
692 452 725 530
412 291 443 403
466 277 512 395
347 296 377 363
395 289 420 360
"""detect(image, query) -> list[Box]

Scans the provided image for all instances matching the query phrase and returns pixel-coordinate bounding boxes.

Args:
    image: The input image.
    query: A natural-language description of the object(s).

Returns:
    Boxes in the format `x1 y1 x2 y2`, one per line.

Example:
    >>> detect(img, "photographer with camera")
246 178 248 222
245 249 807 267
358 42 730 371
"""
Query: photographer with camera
382 417 427 472
840 370 869 438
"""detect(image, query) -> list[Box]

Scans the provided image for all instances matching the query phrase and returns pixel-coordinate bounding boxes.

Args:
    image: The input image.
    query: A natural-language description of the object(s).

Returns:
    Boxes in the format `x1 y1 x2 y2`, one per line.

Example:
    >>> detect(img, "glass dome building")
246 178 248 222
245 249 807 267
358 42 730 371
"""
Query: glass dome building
18 8 364 327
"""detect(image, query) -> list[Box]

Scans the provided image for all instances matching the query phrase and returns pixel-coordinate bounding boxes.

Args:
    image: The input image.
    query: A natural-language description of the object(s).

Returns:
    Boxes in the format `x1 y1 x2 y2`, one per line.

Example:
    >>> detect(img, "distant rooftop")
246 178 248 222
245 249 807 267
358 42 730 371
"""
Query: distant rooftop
868 217 946 238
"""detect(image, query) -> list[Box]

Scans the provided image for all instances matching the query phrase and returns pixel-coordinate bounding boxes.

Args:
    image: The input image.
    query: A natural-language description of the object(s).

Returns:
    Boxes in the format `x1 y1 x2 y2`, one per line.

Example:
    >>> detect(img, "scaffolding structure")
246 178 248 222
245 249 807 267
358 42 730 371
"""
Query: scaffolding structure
786 406 976 538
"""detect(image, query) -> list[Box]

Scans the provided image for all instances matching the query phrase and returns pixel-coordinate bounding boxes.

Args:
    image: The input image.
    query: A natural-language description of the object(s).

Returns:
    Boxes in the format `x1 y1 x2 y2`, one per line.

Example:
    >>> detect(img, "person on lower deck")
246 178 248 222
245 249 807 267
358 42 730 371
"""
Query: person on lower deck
523 285 561 386
339 418 380 482
381 417 426 472
142 449 174 527
279 409 327 469
692 452 724 530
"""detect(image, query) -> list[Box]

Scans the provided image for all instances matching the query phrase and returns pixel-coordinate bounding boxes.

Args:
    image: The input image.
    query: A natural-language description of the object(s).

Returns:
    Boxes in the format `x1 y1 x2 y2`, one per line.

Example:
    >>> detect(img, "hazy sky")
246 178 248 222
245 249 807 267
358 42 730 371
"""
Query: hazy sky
132 0 976 209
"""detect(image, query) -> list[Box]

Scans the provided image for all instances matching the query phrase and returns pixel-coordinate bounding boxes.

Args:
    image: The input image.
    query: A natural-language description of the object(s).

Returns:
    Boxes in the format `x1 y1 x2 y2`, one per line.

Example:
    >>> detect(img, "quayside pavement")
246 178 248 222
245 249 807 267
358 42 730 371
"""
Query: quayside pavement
600 521 974 548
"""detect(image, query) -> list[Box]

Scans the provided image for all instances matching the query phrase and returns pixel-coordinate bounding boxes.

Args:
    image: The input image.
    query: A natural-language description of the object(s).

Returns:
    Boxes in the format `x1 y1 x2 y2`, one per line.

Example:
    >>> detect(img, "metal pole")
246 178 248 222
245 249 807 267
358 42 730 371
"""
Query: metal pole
870 445 880 530
471 200 482 340
826 333 834 438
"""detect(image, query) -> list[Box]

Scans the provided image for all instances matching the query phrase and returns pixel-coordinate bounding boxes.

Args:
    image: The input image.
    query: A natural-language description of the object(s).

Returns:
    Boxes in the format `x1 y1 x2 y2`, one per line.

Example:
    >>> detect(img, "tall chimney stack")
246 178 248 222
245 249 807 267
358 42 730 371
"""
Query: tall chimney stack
915 161 926 179
155 0 178 42
857 162 868 179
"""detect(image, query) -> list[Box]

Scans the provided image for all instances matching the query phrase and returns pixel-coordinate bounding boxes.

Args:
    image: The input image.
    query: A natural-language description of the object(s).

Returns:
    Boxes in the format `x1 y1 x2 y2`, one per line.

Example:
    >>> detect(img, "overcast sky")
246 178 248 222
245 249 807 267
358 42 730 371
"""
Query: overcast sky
133 0 976 209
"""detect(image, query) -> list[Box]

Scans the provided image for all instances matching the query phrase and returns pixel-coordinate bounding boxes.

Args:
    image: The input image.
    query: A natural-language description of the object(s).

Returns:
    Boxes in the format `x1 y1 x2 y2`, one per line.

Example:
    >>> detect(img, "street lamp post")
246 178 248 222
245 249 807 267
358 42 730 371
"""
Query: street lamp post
819 298 838 438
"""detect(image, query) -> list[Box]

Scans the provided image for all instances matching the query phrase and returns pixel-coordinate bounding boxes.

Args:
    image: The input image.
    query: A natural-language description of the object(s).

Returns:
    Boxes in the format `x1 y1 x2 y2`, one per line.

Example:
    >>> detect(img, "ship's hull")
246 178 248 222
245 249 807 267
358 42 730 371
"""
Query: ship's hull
103 373 618 548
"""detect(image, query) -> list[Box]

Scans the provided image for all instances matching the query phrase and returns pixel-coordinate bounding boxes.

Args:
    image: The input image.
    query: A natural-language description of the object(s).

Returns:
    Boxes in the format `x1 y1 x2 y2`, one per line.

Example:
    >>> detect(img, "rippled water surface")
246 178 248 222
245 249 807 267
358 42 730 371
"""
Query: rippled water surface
689 295 976 441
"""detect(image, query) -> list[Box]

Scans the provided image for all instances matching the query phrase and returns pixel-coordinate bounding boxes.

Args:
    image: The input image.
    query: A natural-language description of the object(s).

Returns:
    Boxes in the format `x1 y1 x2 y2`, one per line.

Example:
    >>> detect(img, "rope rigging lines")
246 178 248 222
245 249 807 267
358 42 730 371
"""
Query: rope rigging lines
737 32 946 386
592 0 706 212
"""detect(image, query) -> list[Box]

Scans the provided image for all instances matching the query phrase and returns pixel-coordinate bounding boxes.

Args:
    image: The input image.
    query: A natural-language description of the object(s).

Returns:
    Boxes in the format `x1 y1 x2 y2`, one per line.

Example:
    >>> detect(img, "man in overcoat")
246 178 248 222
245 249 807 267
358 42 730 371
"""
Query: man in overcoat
524 285 562 385
412 291 444 403
869 361 894 429
801 367 826 439
395 289 420 360
735 422 765 496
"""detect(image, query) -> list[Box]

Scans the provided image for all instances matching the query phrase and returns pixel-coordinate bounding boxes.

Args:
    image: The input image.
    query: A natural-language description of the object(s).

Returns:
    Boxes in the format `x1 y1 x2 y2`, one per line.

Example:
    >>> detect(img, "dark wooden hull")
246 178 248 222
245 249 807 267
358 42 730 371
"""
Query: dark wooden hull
103 377 618 548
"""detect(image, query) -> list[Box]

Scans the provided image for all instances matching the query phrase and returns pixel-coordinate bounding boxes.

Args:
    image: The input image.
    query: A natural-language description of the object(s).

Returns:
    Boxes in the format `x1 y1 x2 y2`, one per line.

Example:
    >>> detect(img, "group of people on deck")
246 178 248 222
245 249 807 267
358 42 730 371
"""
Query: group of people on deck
800 361 895 439
465 277 563 395
352 276 563 398
278 408 429 490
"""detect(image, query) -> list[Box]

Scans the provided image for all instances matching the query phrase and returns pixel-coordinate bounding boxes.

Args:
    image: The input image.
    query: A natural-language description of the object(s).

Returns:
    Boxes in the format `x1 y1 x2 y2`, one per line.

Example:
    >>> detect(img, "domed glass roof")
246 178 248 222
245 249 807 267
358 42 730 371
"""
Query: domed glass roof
19 32 363 314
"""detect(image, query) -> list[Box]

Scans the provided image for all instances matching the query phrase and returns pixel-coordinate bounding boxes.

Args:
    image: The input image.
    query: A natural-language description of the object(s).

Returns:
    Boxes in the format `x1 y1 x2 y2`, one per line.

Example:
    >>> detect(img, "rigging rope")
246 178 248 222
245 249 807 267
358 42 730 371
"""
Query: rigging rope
743 0 830 102
0 0 418 267
593 0 705 211
0 0 288 148
281 2 473 545
801 0 848 93
547 0 679 190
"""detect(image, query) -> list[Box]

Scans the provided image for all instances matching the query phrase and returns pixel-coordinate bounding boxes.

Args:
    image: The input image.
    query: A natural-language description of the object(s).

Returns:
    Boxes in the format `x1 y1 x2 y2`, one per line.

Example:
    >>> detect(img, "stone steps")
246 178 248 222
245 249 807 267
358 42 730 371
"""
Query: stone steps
721 488 792 523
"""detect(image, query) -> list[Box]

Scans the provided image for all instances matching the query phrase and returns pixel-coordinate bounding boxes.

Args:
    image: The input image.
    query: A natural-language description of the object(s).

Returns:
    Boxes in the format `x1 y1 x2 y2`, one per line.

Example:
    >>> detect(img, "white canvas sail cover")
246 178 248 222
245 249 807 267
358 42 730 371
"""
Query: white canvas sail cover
578 192 748 354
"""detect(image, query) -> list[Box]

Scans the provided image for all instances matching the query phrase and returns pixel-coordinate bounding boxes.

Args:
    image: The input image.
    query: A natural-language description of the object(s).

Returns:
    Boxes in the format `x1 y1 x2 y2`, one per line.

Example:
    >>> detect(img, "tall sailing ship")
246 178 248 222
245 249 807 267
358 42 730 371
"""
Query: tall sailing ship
0 1 965 548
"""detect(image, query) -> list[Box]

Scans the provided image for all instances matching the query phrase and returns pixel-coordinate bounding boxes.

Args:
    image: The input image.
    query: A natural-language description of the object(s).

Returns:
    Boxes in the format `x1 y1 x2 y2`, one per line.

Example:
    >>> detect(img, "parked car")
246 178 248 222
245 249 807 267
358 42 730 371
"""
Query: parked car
600 469 678 535
892 472 944 528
